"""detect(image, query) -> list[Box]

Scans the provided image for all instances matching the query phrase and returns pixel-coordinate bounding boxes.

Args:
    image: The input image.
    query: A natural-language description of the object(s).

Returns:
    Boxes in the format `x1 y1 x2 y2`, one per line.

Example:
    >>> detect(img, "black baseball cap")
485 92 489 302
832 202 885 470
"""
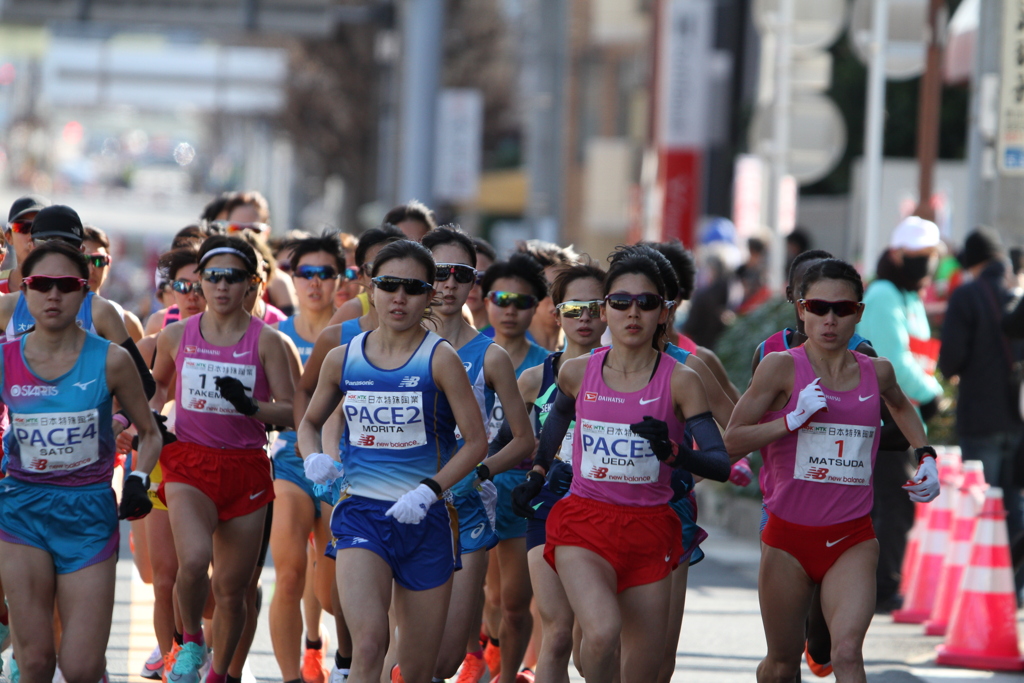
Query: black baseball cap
30 205 84 246
7 195 49 224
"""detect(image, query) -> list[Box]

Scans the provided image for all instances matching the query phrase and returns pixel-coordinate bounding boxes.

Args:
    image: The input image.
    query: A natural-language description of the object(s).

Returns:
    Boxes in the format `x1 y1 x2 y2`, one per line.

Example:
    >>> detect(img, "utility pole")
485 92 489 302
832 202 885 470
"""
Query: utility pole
767 0 794 292
914 0 944 220
966 0 1001 232
863 0 889 275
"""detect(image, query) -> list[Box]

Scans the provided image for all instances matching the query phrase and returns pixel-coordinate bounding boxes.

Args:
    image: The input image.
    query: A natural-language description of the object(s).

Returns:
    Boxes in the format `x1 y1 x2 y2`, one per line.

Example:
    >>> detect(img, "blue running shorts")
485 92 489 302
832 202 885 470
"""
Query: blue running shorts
493 469 528 541
451 475 498 555
272 438 322 518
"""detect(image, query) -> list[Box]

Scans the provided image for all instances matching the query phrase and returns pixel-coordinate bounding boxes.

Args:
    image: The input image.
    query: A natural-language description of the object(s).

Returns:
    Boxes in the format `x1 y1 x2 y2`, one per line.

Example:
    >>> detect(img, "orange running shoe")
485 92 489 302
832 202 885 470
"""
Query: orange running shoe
454 653 487 683
301 645 327 683
483 642 501 679
804 642 833 677
162 642 181 683
389 664 405 683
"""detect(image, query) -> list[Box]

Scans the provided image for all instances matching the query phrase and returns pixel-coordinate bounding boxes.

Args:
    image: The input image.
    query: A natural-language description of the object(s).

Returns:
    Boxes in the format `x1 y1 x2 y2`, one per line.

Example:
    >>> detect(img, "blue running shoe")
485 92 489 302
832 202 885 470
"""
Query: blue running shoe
166 642 208 683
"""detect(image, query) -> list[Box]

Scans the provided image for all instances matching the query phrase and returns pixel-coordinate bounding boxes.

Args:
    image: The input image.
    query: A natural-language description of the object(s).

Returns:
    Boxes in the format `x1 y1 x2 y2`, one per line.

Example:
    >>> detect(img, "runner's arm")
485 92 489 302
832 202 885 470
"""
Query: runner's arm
697 345 740 402
724 352 794 457
107 344 162 476
874 356 928 450
297 345 347 459
293 323 342 447
253 327 298 427
432 343 488 491
530 356 585 476
149 324 182 411
478 344 535 477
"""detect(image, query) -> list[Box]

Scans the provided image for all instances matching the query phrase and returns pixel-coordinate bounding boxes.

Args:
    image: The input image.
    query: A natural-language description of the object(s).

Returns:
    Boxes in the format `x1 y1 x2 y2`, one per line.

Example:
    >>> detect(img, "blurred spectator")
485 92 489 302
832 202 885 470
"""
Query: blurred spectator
943 227 1024 593
201 191 237 223
785 227 812 274
224 190 270 225
736 237 770 314
682 254 733 349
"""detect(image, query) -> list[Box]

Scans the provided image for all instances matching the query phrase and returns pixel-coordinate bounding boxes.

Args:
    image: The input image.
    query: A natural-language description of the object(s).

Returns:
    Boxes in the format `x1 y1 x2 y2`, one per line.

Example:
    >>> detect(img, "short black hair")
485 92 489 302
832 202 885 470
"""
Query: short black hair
515 239 577 269
83 226 110 250
604 252 669 349
799 258 864 301
201 192 236 223
22 240 89 281
609 244 679 302
287 232 346 273
786 228 812 253
422 225 476 264
472 237 497 262
788 249 833 289
383 200 437 234
173 224 212 249
550 264 606 306
158 244 202 282
645 240 695 301
481 253 548 301
355 224 405 267
198 235 259 275
370 239 436 283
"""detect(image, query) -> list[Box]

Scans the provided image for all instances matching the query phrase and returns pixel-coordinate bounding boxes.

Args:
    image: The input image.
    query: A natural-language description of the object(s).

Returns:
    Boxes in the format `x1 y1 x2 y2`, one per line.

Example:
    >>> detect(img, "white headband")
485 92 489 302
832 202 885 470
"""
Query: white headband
199 247 254 270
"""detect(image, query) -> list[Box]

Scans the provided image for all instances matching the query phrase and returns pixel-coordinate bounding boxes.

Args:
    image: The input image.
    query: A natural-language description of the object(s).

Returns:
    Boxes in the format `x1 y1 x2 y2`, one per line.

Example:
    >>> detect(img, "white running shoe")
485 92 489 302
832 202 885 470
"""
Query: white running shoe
327 665 348 683
240 660 256 683
51 665 65 683
140 645 165 680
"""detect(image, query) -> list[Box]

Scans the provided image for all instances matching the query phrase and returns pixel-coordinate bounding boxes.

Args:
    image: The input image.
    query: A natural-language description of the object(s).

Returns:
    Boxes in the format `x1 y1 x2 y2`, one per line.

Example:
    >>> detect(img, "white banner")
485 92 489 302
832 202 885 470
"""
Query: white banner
434 89 483 202
998 0 1024 175
658 0 713 147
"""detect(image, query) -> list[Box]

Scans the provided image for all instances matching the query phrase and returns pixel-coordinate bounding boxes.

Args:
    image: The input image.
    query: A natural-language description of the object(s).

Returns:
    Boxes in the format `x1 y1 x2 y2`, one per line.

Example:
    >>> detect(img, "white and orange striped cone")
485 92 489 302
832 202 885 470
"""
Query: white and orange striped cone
899 502 931 597
893 452 961 623
936 487 1024 671
924 461 987 635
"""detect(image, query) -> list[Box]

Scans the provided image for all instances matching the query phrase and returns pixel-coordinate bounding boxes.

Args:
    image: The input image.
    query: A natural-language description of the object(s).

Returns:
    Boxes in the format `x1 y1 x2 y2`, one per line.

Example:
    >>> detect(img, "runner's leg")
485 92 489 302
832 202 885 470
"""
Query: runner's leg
656 563 688 683
819 541 878 683
394 577 454 682
269 482 317 681
147 509 179 655
0 540 57 683
334 549 393 682
496 538 532 683
554 545 620 683
434 549 488 678
55 555 117 683
618 576 671 683
756 544 815 683
166 483 218 640
527 546 573 683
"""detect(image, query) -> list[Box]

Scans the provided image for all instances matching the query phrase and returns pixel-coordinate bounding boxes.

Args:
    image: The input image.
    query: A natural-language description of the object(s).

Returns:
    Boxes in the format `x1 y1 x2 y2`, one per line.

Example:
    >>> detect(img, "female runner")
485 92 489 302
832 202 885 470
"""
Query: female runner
420 226 535 682
268 233 345 683
724 258 939 683
151 235 297 683
0 241 162 683
513 251 731 683
298 239 488 683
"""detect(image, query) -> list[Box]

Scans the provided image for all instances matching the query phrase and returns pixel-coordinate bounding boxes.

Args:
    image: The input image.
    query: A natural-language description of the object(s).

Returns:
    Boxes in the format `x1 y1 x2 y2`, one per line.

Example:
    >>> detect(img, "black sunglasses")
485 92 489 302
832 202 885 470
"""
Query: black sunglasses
23 275 88 293
488 291 538 310
87 253 111 268
798 299 864 317
372 276 434 296
172 280 204 296
434 263 477 284
201 267 251 285
604 292 664 311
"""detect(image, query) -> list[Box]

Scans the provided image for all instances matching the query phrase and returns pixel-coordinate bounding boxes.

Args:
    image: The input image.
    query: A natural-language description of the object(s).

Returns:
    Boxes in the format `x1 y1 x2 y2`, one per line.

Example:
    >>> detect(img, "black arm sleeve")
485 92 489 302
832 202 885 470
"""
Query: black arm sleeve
488 418 514 457
533 390 576 473
121 337 156 399
675 411 731 482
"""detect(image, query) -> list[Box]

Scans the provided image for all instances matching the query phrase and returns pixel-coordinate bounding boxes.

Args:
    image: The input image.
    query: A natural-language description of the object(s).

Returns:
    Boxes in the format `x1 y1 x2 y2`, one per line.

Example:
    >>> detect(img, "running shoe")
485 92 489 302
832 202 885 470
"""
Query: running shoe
483 642 501 680
52 664 65 683
239 660 256 683
0 614 10 653
514 669 535 683
804 642 833 677
454 654 487 683
140 645 165 680
389 664 404 683
163 641 181 683
301 644 328 683
9 655 18 683
166 642 208 683
326 664 347 683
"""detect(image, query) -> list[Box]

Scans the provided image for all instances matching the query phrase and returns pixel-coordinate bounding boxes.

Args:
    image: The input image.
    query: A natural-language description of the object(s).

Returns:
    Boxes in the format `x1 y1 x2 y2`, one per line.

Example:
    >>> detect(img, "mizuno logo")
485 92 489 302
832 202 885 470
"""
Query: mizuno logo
233 351 251 358
858 395 874 402
74 380 96 391
825 535 850 548
639 397 660 405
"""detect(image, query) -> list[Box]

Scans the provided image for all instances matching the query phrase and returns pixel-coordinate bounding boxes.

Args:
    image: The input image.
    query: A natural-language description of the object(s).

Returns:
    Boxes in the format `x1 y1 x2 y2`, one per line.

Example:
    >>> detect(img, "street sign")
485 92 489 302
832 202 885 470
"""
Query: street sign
750 93 847 184
849 0 928 80
658 0 713 147
433 89 483 202
998 0 1024 175
753 0 847 51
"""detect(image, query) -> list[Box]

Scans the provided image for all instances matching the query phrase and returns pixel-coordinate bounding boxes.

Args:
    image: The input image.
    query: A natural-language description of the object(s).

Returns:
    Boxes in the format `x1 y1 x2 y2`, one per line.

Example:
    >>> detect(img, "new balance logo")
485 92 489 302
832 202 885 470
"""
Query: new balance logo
73 380 96 391
399 376 420 388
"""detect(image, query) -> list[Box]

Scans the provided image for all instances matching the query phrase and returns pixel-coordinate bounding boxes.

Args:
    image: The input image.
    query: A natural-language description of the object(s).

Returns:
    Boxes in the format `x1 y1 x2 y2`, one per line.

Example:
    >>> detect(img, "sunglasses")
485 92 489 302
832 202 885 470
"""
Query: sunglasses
344 267 359 280
8 220 32 234
604 292 664 311
23 275 88 293
295 265 339 281
798 299 864 317
276 262 291 273
557 299 602 319
201 267 252 285
372 276 434 296
87 253 111 268
488 291 538 310
212 221 271 236
171 279 204 296
434 263 477 284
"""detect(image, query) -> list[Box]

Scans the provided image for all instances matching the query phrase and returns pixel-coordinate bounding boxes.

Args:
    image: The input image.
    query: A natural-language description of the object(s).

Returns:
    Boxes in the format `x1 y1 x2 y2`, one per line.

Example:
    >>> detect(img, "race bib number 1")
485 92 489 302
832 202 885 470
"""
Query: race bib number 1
181 358 257 415
793 423 875 486
579 418 660 484
13 409 100 473
344 391 427 450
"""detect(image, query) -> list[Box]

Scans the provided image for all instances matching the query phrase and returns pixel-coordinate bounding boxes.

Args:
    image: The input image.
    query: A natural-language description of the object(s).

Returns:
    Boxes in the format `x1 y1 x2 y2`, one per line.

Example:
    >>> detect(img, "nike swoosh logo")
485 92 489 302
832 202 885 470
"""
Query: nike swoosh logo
532 502 544 510
639 397 660 405
825 535 850 548
233 351 251 358
249 490 265 500
858 395 874 402
74 380 96 390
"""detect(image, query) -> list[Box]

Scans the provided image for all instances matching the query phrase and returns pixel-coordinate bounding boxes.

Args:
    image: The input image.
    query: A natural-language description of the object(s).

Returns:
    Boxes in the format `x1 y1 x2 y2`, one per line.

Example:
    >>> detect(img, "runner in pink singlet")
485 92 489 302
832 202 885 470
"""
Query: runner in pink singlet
724 258 940 683
512 251 730 683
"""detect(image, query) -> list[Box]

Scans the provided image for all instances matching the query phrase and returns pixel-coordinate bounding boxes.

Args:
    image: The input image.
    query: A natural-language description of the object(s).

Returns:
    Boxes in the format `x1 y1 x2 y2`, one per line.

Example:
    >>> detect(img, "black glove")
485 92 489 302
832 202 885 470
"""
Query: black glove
132 412 177 451
511 471 545 519
629 415 676 462
215 376 259 416
918 398 938 423
547 460 574 496
119 475 153 520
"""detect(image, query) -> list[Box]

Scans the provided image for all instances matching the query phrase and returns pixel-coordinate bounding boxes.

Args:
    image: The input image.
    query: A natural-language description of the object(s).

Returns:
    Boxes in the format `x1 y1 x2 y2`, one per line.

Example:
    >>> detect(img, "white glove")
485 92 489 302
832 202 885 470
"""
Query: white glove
477 479 498 529
304 452 344 485
903 456 940 503
786 377 828 432
385 483 437 524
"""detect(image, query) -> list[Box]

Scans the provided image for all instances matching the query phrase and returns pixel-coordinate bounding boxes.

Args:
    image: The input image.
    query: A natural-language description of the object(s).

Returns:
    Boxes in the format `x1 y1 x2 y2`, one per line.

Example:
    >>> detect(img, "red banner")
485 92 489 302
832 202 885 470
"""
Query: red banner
659 148 701 247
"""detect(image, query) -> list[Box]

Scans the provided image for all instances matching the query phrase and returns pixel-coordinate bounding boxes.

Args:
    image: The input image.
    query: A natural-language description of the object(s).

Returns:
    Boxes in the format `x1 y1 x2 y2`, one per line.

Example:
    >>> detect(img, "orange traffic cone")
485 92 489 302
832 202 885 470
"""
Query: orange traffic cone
924 461 987 635
900 502 930 597
936 487 1024 671
893 452 961 623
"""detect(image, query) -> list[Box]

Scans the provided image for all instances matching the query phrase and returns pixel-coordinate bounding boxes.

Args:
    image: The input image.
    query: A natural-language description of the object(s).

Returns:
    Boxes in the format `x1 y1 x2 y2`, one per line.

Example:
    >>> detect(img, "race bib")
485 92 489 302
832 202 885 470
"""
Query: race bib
579 418 660 484
181 357 257 415
344 391 427 450
556 422 575 464
794 422 875 486
12 409 100 473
